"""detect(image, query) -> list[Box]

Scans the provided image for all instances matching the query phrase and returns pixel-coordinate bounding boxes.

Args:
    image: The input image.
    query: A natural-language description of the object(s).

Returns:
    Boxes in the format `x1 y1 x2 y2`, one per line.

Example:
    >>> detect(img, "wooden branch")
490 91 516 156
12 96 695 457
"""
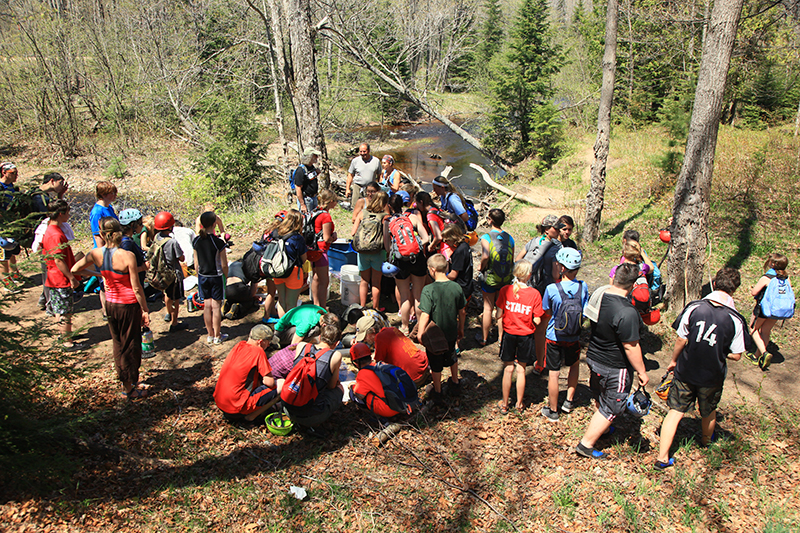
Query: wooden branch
469 164 548 207
374 401 433 446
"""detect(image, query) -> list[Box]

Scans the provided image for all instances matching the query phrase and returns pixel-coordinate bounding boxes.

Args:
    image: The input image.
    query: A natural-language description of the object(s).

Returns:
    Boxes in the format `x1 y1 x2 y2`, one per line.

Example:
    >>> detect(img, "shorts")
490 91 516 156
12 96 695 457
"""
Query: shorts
587 359 632 421
285 386 344 427
47 286 74 316
163 278 184 301
499 332 535 365
222 385 280 419
427 344 457 373
667 378 723 418
272 266 305 290
394 253 427 279
313 251 329 268
277 325 320 346
198 275 224 301
545 340 580 371
357 250 385 272
1 245 20 261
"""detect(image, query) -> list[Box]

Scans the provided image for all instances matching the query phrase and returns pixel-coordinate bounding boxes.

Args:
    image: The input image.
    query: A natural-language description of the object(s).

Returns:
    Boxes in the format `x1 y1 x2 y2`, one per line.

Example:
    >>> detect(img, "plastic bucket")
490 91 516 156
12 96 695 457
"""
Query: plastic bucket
340 276 360 307
340 264 360 279
328 239 357 273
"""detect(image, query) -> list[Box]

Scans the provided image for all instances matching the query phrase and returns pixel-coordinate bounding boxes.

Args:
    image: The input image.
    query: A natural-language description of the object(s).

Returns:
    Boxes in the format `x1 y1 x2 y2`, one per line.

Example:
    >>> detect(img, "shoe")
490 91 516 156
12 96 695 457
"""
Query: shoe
429 390 447 406
262 316 279 325
541 406 559 422
474 333 487 347
445 378 461 396
654 458 675 470
168 323 187 333
744 352 759 365
601 425 616 437
561 399 574 414
531 364 545 376
298 425 328 439
576 442 608 460
206 336 214 344
121 387 149 400
62 342 87 352
498 402 509 416
213 333 229 345
759 352 773 370
163 313 171 322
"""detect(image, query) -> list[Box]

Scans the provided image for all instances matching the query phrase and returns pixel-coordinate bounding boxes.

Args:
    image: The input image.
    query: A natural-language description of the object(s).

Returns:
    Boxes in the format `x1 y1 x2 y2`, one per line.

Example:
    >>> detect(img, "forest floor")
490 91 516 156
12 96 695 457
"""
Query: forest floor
1 129 799 532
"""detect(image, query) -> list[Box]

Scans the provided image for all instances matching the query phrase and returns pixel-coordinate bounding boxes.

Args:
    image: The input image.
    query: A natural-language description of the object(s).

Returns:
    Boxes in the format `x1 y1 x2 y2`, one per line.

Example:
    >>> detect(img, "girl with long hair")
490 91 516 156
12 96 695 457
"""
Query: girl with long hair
352 191 389 310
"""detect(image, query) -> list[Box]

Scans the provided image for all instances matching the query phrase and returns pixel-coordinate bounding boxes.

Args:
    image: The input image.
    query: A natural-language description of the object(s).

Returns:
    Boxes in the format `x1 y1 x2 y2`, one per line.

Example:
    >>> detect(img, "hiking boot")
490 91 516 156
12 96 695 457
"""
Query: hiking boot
445 378 461 396
561 399 574 414
744 352 759 365
429 390 447 406
576 442 608 460
759 352 773 371
541 406 559 422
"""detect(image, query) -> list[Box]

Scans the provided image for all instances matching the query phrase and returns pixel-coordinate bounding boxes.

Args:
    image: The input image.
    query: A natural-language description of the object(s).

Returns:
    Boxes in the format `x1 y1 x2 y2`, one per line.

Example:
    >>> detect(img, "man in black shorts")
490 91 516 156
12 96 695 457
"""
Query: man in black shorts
655 267 746 470
576 263 649 460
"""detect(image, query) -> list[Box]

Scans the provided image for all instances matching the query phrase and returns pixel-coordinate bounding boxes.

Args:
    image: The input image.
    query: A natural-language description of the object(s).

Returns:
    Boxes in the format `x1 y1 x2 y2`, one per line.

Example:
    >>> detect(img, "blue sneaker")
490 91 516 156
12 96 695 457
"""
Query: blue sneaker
576 442 609 460
262 316 279 325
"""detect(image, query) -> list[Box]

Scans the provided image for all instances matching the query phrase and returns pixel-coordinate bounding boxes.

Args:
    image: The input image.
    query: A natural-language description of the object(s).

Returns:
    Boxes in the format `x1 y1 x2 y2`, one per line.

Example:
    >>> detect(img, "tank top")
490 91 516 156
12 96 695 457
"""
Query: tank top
101 247 137 304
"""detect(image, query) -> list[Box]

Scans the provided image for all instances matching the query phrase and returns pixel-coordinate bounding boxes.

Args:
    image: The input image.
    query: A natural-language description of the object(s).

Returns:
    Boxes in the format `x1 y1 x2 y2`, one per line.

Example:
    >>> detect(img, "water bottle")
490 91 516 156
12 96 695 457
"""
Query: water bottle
141 327 156 359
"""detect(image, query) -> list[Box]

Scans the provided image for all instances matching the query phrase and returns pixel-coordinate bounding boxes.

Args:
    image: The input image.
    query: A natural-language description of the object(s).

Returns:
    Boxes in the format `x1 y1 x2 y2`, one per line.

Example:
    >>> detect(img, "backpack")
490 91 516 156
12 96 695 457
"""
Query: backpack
485 230 514 287
361 362 420 415
280 344 330 407
630 276 651 312
760 277 796 319
145 237 177 291
389 213 421 259
241 246 265 283
1 187 48 249
302 209 324 252
288 164 306 192
429 206 464 229
523 237 555 291
553 281 585 337
443 192 479 232
259 234 296 279
353 211 385 252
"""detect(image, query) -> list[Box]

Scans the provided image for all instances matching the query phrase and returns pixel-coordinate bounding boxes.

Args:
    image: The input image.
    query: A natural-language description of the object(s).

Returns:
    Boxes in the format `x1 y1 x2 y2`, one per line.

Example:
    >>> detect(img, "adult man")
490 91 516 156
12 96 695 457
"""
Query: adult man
213 324 283 423
0 162 21 287
345 143 380 206
575 263 649 460
655 268 746 470
354 315 430 387
293 147 321 214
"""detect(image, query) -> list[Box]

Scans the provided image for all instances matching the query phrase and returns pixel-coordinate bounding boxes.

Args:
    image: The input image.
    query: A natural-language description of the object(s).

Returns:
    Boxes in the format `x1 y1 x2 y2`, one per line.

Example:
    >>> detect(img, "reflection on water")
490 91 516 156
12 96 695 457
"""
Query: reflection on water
357 120 504 195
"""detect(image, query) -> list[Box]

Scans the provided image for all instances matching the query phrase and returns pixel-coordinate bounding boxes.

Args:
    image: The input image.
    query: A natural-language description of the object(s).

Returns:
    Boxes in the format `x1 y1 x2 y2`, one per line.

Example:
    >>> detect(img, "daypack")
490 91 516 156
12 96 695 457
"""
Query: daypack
523 237 555 291
443 192 479 232
353 211 385 252
760 277 796 319
259 234 296 279
302 209 324 252
389 213 421 259
485 230 514 287
630 276 651 312
553 281 585 337
1 187 48 248
280 344 330 407
429 206 464 229
241 245 265 283
288 164 306 192
145 237 177 291
361 362 420 415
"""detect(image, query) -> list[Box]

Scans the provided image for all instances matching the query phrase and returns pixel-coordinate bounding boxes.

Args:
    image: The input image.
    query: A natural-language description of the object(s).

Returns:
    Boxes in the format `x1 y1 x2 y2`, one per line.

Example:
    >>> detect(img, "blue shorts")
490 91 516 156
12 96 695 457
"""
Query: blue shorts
199 275 224 301
357 250 386 272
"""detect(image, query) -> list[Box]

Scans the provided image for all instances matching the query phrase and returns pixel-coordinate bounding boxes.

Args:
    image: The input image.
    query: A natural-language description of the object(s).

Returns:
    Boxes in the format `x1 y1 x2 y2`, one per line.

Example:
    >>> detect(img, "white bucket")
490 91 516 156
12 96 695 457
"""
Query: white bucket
340 264 360 279
340 265 361 307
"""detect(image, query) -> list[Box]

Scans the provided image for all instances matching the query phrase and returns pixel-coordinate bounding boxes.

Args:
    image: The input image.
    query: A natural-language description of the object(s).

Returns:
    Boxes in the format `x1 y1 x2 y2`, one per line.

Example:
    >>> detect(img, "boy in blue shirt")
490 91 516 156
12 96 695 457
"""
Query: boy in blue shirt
541 248 589 421
88 181 118 318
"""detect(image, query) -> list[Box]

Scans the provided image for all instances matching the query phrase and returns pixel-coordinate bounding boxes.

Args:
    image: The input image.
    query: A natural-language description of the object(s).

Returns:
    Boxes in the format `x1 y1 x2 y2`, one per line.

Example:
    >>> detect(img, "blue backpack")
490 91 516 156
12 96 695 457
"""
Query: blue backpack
361 362 420 415
553 281 585 337
760 277 796 319
443 192 479 232
289 164 306 191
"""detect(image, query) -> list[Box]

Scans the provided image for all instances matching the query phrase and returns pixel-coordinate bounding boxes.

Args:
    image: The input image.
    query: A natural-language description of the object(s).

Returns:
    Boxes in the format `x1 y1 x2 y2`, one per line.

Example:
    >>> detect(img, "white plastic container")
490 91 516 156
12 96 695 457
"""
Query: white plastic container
340 264 361 307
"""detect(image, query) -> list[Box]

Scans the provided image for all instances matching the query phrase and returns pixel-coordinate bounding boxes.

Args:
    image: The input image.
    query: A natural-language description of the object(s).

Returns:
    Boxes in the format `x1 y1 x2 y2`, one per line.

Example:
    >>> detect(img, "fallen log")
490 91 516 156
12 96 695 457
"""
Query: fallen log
470 163 549 207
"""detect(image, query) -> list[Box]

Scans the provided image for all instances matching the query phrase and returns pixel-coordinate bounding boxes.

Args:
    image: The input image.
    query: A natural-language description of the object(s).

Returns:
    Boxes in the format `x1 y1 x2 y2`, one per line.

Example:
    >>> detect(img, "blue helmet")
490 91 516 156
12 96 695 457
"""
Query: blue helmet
556 247 582 270
119 208 143 227
626 387 651 418
381 262 401 278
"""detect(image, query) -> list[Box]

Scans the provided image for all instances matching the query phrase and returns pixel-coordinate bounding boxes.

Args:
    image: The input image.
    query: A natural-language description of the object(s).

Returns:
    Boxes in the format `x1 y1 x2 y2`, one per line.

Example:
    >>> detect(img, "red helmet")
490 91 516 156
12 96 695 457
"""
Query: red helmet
659 229 671 243
642 308 661 325
154 211 175 231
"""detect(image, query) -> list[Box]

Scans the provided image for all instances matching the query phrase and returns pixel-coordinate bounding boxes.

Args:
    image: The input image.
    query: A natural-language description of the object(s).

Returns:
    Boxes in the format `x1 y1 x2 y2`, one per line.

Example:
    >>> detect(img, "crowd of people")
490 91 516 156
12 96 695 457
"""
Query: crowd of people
0 152 795 469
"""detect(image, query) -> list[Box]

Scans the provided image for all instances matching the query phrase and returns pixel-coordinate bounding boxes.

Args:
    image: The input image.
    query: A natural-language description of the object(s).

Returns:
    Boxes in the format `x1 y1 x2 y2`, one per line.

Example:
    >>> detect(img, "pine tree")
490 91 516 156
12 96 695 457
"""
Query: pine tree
478 0 504 63
484 0 564 169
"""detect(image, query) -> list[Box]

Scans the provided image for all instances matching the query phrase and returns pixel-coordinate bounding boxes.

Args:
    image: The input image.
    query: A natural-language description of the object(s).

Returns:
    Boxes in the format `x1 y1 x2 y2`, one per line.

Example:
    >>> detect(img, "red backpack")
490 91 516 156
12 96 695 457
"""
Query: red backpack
280 344 329 407
389 213 422 259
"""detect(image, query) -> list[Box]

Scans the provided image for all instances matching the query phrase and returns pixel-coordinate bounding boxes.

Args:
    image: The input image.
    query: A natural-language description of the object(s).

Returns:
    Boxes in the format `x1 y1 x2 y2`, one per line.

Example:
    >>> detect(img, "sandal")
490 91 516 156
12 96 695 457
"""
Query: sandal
121 387 149 400
498 402 509 415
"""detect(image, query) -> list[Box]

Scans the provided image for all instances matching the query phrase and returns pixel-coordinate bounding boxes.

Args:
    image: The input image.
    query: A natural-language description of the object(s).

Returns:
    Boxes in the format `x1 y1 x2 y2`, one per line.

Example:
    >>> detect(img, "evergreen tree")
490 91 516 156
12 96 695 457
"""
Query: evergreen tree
484 0 564 169
478 0 504 63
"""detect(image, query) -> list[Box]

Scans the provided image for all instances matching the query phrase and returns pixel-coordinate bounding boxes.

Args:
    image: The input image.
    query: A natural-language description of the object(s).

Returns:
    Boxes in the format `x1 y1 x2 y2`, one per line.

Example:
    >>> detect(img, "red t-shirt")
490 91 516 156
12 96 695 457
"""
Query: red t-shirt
374 327 429 382
214 341 274 414
496 284 544 336
314 211 334 253
352 369 401 418
42 224 75 288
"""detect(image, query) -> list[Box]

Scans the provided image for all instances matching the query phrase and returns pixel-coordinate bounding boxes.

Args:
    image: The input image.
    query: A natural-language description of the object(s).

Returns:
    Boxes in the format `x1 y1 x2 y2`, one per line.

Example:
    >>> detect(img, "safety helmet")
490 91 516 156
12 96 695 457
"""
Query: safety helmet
630 283 651 312
342 303 364 325
465 231 479 247
381 261 401 278
626 387 652 418
119 208 143 227
0 235 18 251
642 308 661 326
556 248 582 270
659 229 671 243
655 371 673 401
265 412 293 436
154 211 175 231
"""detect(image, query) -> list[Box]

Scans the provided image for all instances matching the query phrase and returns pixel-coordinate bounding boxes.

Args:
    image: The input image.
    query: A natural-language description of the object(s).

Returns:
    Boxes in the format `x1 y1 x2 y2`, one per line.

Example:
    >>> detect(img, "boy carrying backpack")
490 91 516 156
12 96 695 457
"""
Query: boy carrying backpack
541 248 589 421
349 345 420 418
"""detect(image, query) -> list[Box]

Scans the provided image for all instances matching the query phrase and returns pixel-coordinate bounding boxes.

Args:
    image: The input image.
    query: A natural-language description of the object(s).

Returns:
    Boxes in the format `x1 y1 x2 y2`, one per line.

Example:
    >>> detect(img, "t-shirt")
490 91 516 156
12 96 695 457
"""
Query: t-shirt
42 224 75 288
89 203 117 248
268 344 298 380
419 280 466 346
496 283 544 336
172 226 196 268
543 279 590 342
0 181 17 209
155 233 184 284
541 238 562 288
442 193 466 217
120 235 146 284
586 293 641 370
348 155 381 187
32 219 74 253
352 367 401 418
314 211 333 253
673 299 746 387
192 234 227 277
294 164 319 197
214 341 273 415
374 327 429 382
448 241 473 298
274 304 325 337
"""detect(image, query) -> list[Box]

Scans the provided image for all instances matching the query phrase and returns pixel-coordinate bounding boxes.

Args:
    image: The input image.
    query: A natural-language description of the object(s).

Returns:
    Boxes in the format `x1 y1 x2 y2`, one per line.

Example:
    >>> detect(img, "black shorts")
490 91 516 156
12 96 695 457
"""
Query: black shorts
588 359 632 422
667 378 723 418
199 275 224 301
499 332 534 365
393 253 427 279
545 340 580 371
164 279 184 301
428 344 457 373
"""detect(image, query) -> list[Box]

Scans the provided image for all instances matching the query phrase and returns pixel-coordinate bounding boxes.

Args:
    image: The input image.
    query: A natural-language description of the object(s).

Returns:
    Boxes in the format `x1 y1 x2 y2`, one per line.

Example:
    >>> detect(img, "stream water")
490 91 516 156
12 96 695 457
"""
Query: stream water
357 120 504 195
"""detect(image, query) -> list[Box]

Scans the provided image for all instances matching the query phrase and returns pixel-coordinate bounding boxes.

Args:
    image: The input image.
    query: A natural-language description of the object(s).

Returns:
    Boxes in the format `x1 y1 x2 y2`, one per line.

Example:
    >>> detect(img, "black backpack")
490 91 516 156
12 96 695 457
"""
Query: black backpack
1 187 48 248
553 281 585 337
302 209 324 252
361 362 420 415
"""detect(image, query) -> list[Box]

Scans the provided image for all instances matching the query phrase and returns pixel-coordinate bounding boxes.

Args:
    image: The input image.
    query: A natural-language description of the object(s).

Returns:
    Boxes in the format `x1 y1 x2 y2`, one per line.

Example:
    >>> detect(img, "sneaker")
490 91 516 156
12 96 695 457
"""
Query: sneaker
206 336 214 344
474 332 487 347
561 399 574 414
759 352 773 370
654 458 675 471
744 352 759 365
213 333 229 345
531 364 545 376
541 406 559 422
428 390 447 406
163 313 172 323
576 442 608 460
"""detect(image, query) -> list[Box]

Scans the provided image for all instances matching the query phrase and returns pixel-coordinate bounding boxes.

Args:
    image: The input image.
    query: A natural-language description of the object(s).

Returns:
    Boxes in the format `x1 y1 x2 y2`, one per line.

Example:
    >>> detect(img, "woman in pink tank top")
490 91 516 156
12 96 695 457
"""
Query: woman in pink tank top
73 217 151 399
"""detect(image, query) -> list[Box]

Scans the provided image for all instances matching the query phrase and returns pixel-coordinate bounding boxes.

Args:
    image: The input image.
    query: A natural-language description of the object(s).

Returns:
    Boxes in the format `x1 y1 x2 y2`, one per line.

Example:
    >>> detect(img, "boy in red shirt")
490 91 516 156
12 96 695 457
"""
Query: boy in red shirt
496 260 544 413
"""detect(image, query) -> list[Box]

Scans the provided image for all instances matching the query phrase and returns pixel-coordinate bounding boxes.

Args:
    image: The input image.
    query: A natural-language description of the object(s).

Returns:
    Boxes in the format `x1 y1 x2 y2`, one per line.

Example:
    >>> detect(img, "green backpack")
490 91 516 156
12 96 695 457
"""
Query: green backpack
485 230 514 287
145 237 177 291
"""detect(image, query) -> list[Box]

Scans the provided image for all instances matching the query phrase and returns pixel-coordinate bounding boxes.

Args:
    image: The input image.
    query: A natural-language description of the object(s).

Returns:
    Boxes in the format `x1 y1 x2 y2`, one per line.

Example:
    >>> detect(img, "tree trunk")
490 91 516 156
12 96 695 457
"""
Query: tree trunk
282 0 329 186
666 0 745 310
583 0 618 243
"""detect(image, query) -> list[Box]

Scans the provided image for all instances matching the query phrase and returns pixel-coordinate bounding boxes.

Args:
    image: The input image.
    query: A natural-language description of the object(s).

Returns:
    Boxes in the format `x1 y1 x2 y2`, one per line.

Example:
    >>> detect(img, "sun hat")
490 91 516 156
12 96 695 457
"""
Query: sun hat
354 315 376 342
